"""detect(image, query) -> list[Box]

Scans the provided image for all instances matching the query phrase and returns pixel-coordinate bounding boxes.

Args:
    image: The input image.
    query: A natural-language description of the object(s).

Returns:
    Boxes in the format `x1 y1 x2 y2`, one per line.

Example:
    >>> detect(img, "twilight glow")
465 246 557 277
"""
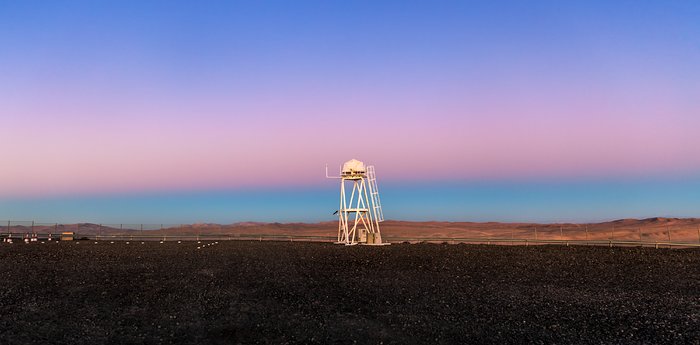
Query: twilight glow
1 1 699 222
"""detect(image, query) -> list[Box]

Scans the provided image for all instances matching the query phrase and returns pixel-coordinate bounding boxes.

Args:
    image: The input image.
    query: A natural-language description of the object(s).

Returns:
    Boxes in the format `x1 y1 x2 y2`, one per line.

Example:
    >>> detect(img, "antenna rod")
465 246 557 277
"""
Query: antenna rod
325 164 340 179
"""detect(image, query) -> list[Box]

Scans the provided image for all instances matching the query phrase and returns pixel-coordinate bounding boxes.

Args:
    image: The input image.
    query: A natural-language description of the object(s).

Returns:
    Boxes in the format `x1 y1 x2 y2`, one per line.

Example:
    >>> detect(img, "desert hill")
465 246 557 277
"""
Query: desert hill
10 218 700 242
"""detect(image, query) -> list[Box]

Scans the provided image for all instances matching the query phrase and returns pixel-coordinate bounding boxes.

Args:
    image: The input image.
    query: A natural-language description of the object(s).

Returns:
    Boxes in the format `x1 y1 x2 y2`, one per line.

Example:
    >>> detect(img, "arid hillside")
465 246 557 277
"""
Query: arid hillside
8 217 700 243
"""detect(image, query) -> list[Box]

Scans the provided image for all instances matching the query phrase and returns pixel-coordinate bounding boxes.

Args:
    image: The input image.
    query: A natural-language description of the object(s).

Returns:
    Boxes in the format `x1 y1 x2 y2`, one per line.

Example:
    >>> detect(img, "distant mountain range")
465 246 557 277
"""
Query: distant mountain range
5 218 700 242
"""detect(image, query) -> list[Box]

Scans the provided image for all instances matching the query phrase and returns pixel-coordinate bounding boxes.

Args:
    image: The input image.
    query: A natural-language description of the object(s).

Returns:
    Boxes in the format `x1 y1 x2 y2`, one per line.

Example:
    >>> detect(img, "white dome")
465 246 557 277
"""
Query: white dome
342 159 365 174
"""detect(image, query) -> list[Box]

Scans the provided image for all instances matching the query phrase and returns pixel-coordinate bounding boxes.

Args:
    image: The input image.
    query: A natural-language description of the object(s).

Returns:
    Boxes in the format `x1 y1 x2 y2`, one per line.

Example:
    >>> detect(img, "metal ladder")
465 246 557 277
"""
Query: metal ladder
366 165 384 222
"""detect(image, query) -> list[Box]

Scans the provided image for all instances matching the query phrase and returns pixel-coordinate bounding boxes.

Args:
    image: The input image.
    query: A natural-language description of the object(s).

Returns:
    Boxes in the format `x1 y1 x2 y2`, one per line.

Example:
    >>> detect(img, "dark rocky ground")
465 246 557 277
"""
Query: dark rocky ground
0 241 698 344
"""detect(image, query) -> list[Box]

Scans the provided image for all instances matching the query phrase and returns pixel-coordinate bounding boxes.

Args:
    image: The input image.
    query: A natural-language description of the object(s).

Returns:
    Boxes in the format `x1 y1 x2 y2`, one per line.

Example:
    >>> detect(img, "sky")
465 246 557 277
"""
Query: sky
1 1 699 223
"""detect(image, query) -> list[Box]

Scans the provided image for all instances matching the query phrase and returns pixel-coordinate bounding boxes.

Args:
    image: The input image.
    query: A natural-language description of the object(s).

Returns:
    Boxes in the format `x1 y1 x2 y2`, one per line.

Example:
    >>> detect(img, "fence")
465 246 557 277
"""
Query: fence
2 220 700 248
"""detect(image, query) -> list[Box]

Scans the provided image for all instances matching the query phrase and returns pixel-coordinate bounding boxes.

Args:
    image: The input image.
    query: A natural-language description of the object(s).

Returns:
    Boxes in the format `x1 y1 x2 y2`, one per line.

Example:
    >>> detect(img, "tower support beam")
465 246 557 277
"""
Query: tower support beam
328 159 386 245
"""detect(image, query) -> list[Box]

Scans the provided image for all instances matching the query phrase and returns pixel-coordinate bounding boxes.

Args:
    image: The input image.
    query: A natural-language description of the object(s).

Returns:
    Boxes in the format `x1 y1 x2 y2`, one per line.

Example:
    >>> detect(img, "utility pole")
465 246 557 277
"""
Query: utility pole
639 227 642 242
560 225 563 241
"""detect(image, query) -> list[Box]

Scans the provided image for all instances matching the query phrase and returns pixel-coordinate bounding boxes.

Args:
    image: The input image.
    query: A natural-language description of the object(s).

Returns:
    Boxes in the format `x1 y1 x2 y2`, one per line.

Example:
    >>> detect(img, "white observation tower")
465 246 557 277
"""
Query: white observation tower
326 159 386 245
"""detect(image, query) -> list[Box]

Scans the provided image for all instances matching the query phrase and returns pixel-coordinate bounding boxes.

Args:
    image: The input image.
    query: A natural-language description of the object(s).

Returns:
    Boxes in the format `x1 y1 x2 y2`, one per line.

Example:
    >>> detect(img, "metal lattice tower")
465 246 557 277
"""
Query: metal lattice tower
326 159 387 245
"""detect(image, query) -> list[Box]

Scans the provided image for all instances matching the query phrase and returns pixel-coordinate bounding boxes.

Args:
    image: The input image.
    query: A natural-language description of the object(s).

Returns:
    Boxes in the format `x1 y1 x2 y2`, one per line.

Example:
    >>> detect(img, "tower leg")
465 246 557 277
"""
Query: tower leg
336 176 387 245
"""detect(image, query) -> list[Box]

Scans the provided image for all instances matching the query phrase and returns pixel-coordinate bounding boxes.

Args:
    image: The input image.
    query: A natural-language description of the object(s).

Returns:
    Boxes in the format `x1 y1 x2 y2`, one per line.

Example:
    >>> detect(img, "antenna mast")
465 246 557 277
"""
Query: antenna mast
326 159 387 245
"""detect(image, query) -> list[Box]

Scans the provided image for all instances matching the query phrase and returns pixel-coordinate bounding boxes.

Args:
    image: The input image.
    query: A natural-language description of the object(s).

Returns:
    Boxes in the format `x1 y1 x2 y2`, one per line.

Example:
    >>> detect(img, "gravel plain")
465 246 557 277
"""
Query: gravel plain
1 241 699 344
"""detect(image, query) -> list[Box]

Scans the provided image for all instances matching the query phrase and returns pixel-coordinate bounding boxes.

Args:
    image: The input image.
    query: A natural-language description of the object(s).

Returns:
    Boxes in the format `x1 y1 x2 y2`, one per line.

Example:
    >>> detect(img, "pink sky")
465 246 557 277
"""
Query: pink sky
1 1 699 198
2 85 698 197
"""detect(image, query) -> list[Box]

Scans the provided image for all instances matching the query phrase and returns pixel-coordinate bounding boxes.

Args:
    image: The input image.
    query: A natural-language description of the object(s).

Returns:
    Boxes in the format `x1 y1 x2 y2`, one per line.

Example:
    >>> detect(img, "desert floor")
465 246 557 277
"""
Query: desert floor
1 241 699 344
14 217 700 244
